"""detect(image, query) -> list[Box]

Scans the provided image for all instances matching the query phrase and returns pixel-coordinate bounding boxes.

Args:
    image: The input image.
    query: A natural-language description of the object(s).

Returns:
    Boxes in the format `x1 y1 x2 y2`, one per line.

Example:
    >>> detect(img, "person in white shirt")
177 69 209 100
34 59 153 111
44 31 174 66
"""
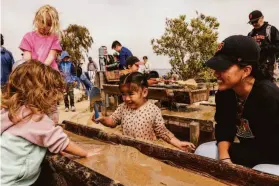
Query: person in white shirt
139 56 151 74
87 56 98 82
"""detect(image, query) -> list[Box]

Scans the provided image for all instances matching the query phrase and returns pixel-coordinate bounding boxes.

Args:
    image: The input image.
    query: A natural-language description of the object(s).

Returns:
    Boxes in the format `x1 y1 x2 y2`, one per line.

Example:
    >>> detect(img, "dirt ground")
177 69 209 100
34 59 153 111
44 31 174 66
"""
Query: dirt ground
58 99 90 124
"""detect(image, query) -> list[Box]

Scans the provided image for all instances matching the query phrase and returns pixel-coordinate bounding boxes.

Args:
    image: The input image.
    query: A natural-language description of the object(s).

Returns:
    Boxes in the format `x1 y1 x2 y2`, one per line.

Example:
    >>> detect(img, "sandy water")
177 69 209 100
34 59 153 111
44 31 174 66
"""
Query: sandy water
66 131 228 186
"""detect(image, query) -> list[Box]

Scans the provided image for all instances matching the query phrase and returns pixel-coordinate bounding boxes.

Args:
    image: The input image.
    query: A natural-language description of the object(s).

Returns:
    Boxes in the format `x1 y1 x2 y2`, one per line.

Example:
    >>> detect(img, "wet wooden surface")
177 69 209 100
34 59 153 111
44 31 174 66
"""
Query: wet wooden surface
66 131 228 186
62 120 279 186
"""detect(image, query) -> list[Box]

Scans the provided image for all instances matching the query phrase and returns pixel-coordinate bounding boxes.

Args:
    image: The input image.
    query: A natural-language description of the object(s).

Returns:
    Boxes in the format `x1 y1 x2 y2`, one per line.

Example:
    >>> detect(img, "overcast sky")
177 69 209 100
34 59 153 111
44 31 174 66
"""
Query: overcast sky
1 0 278 69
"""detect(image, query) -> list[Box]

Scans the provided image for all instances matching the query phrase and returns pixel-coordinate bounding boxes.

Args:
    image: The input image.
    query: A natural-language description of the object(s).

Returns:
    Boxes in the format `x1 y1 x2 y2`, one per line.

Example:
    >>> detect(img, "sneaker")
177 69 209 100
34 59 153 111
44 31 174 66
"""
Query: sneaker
71 106 76 112
65 108 69 112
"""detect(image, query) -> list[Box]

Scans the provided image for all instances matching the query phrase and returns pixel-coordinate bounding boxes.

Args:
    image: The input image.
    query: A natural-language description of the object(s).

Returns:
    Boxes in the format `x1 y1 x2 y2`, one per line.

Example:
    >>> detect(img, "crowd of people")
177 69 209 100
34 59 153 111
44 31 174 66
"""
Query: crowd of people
1 3 279 186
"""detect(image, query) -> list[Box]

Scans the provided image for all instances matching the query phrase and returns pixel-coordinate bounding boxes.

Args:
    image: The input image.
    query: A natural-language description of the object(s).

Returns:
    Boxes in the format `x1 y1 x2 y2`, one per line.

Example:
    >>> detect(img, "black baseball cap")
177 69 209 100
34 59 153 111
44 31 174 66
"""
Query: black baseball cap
126 56 144 68
205 35 260 71
248 10 263 24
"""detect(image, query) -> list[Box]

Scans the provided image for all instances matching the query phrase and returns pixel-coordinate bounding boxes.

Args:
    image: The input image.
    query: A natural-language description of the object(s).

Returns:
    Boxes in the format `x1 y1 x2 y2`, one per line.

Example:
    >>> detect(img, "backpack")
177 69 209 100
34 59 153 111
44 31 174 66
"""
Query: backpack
248 25 272 42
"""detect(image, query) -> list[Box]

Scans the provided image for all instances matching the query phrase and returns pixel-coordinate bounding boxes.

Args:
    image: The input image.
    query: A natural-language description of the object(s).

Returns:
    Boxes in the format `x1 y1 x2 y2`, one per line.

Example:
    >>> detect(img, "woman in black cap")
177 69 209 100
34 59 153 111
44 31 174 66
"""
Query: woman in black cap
195 35 279 175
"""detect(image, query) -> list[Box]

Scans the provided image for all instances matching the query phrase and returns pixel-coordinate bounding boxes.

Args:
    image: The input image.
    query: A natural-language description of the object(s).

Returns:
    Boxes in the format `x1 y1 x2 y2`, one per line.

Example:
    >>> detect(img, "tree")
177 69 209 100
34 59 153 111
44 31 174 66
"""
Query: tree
151 13 220 81
61 24 93 65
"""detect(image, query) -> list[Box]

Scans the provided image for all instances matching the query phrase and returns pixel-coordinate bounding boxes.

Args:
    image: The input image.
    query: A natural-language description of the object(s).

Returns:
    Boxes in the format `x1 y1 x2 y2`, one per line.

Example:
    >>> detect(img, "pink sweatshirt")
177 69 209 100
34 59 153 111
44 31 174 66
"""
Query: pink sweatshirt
1 107 69 153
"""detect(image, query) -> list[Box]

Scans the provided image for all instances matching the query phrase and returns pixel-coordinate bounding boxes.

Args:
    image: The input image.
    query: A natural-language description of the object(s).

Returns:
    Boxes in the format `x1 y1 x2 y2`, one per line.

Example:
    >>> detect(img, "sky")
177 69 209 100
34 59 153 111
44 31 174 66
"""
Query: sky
1 0 279 70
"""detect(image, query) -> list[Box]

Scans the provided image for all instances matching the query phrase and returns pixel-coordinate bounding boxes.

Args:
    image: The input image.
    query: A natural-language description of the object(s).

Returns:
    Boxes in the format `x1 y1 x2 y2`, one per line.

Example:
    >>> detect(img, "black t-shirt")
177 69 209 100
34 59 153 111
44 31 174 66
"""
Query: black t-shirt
215 79 279 166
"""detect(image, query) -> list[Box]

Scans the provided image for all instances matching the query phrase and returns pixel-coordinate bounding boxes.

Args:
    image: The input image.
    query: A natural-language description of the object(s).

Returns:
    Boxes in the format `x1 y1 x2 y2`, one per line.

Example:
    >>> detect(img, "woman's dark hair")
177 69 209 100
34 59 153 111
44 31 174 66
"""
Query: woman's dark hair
119 72 148 92
240 57 274 81
113 53 119 61
147 71 159 79
108 55 114 63
253 63 274 81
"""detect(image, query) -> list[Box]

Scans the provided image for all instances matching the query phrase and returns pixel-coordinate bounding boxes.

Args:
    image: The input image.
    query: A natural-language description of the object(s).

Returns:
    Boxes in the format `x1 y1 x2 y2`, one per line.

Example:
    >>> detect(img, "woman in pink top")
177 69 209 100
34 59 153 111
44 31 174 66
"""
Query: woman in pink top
19 5 62 70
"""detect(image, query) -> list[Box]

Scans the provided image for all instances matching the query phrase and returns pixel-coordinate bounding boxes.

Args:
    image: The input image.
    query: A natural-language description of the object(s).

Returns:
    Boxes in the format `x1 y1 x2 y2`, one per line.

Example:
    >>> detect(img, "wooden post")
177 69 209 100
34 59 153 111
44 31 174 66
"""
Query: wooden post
100 90 106 116
114 95 119 109
190 121 200 147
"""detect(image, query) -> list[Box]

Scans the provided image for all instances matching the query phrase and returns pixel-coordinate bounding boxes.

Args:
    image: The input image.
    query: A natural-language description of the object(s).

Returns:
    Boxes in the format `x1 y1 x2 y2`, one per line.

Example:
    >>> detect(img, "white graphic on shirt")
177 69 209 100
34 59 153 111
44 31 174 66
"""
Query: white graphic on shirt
236 118 255 138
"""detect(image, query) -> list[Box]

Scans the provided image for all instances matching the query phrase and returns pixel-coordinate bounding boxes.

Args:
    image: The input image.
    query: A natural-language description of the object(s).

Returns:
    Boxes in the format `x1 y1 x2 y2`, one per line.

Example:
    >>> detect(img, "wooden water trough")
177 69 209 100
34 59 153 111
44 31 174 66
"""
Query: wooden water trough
43 121 279 186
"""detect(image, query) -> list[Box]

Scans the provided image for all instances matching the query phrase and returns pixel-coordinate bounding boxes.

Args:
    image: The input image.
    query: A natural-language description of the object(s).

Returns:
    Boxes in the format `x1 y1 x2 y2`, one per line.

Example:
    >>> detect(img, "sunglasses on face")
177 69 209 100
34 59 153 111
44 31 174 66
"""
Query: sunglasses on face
250 17 262 25
250 20 259 25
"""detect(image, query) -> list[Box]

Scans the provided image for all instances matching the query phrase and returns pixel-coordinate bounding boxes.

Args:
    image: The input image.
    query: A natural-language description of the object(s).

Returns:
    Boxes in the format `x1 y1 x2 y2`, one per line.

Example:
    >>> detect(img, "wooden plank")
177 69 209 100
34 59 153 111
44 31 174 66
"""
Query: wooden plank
103 84 120 95
190 122 200 146
162 114 214 132
148 87 169 100
102 84 209 104
62 120 279 186
44 154 123 186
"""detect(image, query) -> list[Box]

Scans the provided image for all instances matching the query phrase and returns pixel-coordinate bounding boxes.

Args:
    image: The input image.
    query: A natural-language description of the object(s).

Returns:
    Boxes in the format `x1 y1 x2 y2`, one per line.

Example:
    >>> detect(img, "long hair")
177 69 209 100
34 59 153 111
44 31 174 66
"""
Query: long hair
239 59 274 82
33 5 60 34
1 60 65 123
252 62 275 82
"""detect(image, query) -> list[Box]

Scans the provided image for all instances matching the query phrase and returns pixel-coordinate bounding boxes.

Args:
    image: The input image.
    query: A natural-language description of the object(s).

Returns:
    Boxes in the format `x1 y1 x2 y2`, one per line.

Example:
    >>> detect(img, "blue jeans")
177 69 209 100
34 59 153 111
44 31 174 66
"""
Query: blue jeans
80 73 93 96
195 141 279 176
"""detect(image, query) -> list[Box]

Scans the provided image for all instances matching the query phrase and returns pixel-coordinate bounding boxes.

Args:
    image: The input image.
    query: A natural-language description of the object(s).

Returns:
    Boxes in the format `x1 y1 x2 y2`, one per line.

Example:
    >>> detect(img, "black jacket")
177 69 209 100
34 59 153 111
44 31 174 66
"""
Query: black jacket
248 22 279 64
215 79 279 167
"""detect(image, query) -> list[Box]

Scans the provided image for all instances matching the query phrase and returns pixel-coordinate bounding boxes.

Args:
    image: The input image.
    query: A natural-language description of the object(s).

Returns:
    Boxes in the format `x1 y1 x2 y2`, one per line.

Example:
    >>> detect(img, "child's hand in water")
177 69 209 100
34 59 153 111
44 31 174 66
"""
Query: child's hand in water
176 141 196 152
86 148 103 157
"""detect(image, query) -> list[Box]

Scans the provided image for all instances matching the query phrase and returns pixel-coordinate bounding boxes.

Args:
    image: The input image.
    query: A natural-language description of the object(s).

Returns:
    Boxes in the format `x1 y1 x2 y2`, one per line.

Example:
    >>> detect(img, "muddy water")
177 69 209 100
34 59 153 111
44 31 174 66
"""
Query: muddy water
67 131 227 186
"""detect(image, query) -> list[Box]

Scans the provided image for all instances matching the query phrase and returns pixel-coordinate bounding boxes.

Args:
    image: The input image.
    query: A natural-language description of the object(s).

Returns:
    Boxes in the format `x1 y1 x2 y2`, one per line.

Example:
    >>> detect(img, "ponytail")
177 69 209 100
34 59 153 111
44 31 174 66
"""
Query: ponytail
251 63 274 81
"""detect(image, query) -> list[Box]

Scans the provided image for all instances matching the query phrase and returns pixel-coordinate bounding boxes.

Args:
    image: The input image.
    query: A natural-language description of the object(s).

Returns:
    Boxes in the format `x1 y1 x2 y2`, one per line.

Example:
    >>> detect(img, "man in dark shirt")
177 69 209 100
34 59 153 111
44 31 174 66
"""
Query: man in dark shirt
111 41 133 69
1 34 14 90
248 10 279 77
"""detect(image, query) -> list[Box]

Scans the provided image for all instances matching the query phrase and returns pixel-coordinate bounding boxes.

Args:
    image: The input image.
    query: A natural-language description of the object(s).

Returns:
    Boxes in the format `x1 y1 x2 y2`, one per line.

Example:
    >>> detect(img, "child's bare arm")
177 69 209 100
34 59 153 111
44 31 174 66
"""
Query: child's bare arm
152 106 195 151
63 141 102 157
63 141 88 157
44 50 57 66
23 51 32 61
169 137 195 152
94 116 117 128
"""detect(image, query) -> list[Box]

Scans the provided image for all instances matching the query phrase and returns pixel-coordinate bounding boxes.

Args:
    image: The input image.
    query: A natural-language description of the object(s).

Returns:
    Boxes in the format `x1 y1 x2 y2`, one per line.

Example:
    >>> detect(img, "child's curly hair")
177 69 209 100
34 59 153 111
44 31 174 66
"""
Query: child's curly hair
1 60 65 123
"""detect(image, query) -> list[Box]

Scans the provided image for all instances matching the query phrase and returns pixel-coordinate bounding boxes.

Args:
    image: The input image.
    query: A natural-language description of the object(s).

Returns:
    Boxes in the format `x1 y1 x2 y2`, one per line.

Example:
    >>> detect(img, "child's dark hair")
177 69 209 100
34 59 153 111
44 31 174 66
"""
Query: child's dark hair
147 71 159 79
119 72 148 92
111 40 121 49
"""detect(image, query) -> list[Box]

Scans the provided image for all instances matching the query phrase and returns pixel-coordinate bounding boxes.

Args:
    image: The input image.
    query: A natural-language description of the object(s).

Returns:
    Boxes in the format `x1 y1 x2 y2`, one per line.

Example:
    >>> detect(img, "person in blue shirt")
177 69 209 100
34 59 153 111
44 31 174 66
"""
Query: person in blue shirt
111 40 133 69
1 34 14 90
58 51 77 112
